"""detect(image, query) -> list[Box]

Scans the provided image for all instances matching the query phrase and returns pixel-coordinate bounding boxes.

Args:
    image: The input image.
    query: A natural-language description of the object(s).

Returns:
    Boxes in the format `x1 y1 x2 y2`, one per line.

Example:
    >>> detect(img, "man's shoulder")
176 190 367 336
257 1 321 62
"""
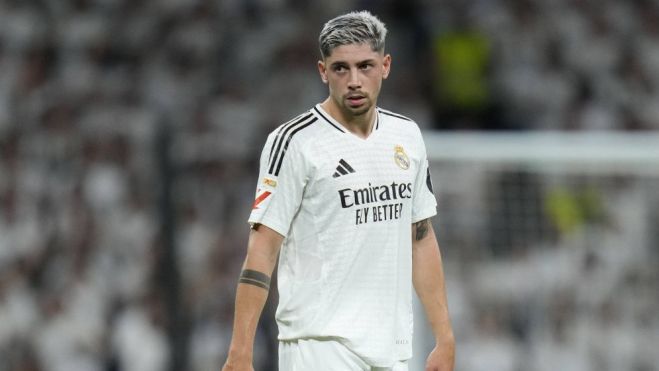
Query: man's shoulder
263 108 328 160
377 107 415 123
377 107 422 135
270 110 316 135
265 110 320 143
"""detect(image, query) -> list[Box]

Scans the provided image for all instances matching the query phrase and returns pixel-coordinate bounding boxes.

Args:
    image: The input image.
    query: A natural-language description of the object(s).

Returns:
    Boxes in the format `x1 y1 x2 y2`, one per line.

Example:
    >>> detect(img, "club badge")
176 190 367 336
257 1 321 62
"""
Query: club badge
394 145 410 170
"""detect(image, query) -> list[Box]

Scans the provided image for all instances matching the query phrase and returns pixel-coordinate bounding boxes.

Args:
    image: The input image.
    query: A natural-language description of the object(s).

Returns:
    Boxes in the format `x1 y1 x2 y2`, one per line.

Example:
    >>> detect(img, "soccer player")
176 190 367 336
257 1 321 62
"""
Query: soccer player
222 10 454 371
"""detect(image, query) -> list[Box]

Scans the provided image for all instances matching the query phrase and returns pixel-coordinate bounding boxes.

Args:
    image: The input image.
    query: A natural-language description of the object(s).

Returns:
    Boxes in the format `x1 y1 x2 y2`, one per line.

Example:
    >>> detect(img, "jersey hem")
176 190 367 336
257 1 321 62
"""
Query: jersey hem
247 218 289 238
411 208 437 224
275 335 411 368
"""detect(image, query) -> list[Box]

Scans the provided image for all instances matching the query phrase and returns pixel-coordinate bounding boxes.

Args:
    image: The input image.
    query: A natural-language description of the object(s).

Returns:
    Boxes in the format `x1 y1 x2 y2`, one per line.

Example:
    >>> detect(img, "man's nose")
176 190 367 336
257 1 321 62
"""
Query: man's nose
348 69 361 89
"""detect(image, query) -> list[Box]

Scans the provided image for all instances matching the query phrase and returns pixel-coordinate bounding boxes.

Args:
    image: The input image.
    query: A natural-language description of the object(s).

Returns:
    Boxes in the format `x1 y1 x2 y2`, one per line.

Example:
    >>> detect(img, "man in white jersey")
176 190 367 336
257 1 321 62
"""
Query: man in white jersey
223 11 454 371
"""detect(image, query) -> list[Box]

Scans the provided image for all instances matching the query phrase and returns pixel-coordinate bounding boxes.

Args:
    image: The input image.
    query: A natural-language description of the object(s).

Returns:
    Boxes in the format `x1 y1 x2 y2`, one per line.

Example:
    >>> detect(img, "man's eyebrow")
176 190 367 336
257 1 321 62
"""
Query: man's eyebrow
330 61 348 68
330 59 376 68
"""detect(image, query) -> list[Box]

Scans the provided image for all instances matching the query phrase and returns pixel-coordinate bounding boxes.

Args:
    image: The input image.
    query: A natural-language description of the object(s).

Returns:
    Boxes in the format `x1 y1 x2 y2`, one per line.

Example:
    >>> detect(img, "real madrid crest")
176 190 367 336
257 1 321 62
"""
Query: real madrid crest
394 145 410 170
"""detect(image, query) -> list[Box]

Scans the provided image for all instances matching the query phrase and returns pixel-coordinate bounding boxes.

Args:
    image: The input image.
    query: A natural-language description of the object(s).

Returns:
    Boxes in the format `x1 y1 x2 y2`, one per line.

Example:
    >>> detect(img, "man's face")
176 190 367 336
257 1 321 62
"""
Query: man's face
318 43 391 118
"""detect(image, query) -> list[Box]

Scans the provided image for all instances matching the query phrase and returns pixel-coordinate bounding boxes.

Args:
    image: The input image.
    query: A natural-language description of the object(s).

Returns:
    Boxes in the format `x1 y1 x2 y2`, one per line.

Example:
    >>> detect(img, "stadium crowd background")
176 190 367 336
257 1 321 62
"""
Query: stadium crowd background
0 0 657 370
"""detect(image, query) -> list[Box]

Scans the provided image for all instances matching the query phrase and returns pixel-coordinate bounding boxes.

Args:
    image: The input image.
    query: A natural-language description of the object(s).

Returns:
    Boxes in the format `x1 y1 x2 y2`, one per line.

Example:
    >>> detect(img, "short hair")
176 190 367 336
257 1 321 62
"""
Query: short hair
318 11 387 59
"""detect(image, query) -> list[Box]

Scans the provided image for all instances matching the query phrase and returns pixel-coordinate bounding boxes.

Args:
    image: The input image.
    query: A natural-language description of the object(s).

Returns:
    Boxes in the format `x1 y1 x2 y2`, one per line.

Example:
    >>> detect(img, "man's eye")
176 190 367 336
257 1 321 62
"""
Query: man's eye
334 66 346 72
359 64 372 70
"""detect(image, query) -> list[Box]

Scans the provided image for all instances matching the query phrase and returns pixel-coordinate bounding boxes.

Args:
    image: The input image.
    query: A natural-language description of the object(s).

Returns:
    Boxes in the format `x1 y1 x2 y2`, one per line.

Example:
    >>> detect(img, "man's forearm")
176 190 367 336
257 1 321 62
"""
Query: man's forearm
412 220 454 343
412 221 455 371
226 225 283 361
227 268 272 358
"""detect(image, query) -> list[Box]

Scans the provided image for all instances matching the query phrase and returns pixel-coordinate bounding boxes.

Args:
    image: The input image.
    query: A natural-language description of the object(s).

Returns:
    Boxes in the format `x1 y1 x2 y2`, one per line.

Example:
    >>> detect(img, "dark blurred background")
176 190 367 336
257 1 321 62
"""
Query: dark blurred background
0 0 658 370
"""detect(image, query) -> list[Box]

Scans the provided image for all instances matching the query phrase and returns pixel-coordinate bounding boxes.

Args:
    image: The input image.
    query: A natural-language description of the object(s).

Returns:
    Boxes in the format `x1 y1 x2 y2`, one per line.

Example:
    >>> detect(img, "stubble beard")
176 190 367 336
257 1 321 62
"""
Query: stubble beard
343 96 372 117
350 104 370 116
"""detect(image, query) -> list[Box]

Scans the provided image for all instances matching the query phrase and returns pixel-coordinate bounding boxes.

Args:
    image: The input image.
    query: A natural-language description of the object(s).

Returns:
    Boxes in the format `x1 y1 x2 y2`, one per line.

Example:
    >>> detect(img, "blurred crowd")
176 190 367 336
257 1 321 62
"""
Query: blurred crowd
0 0 658 370
432 167 659 371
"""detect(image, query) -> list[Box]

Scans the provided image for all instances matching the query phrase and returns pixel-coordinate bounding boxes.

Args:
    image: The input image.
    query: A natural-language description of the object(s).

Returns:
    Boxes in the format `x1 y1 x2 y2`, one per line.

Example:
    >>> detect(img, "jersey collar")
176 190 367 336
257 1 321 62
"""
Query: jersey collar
313 104 380 135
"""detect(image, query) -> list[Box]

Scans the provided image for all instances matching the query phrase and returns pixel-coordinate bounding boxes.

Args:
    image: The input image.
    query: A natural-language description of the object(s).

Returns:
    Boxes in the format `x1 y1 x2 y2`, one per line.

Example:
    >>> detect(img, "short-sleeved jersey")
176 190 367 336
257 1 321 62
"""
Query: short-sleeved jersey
248 104 437 367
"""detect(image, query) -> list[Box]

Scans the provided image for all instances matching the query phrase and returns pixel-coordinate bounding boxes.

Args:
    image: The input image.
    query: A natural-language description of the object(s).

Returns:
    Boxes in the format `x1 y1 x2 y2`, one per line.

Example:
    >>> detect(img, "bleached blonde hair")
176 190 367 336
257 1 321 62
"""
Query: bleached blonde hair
318 10 387 59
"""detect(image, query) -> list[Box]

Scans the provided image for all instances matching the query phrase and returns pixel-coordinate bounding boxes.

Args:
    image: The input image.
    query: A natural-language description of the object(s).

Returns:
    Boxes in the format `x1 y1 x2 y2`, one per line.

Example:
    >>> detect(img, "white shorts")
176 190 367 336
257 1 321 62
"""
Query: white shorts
278 338 408 371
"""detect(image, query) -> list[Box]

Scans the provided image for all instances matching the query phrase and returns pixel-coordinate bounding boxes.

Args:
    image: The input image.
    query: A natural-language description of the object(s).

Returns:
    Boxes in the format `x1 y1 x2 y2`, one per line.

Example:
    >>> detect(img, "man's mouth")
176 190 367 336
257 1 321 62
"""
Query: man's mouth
347 95 366 106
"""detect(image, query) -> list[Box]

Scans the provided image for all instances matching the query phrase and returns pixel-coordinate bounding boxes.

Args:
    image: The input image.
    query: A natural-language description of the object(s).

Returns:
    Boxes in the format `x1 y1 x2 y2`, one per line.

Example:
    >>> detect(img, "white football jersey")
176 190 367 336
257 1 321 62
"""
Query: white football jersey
248 104 437 367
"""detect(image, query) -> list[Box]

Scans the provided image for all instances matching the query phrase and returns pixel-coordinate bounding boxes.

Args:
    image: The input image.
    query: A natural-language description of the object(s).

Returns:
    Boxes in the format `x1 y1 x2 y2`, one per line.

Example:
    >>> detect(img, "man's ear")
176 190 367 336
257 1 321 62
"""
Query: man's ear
318 60 328 84
382 54 392 79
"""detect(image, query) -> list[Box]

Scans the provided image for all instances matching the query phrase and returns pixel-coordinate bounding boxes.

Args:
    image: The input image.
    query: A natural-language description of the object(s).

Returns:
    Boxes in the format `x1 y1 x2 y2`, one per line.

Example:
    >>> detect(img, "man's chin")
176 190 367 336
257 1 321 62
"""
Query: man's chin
347 105 370 116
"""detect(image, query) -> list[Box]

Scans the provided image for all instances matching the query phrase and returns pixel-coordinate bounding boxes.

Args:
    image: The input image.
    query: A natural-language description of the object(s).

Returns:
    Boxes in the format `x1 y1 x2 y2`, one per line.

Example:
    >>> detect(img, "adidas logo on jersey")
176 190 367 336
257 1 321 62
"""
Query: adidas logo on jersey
333 159 355 178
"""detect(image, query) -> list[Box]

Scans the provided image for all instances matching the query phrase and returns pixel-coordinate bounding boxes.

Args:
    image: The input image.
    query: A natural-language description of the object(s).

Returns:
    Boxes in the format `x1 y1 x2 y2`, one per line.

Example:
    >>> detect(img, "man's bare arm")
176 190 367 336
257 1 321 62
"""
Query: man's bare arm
222 224 284 371
412 219 455 371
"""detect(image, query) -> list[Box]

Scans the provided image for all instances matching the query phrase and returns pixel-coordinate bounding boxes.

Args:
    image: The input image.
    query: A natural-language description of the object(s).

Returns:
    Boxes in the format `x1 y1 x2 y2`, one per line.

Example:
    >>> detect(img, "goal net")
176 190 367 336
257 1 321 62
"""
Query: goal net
412 132 659 371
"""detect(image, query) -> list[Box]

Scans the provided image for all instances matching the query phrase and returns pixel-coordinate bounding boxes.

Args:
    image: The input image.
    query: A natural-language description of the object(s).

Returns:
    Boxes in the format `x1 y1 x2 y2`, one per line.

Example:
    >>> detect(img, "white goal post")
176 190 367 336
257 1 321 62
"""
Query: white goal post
424 131 659 173
411 131 659 371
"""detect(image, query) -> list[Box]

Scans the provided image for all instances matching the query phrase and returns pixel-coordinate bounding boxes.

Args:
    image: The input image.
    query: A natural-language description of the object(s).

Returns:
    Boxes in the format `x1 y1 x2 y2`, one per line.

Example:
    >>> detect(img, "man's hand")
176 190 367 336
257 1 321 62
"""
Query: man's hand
424 337 455 371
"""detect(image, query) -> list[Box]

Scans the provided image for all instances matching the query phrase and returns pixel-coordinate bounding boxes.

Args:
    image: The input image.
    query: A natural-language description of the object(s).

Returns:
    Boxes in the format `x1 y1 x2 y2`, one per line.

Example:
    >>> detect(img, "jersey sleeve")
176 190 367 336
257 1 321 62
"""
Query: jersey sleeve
411 133 437 223
247 131 308 237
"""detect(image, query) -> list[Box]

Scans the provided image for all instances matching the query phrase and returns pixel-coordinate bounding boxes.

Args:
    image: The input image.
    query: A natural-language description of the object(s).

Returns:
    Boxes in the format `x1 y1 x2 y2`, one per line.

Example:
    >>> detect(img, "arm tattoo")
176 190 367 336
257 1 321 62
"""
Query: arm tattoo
239 269 271 290
414 219 430 241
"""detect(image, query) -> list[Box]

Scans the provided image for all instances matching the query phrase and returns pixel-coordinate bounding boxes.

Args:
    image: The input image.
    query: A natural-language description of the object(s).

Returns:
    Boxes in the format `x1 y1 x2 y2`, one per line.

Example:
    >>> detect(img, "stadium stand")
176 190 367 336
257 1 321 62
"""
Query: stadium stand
0 0 657 370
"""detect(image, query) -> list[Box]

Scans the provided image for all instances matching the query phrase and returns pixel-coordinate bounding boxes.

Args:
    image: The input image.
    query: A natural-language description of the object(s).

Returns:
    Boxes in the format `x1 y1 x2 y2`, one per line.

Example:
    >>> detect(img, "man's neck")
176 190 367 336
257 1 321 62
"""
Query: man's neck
320 99 375 139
